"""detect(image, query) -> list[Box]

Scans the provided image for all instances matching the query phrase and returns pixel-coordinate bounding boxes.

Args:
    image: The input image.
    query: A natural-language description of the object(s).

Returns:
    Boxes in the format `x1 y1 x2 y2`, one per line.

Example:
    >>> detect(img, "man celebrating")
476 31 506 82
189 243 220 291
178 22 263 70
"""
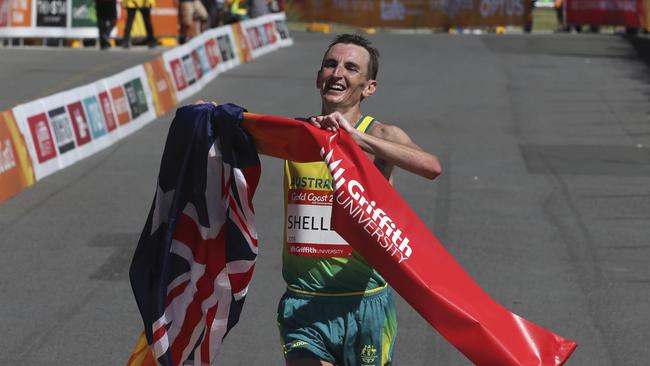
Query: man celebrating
279 34 441 366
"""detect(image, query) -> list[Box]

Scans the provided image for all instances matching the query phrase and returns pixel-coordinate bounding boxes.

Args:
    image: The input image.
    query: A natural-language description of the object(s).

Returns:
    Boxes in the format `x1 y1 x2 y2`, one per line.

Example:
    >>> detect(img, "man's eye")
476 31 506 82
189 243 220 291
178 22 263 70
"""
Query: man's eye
346 65 359 73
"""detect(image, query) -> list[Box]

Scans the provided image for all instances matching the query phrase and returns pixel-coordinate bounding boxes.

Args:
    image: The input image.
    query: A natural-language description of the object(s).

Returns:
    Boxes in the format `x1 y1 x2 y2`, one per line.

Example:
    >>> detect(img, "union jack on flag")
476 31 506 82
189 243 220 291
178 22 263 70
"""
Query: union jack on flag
128 103 260 366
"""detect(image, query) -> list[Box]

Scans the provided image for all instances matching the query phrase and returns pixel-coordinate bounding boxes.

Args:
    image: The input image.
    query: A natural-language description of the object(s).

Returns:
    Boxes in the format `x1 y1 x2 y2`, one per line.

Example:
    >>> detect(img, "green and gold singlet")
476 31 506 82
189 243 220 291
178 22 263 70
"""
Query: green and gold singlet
282 116 387 294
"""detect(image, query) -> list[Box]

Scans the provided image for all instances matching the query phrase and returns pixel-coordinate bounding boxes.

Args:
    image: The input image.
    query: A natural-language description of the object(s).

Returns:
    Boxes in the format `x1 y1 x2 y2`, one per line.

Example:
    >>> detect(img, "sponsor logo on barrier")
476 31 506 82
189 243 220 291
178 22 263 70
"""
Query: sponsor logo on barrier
0 111 35 202
322 144 413 264
264 23 276 44
9 0 32 26
480 0 524 17
181 55 197 85
145 58 177 116
98 91 117 131
36 0 66 27
27 113 56 163
110 86 132 125
170 59 188 91
0 138 17 174
204 39 221 68
231 23 252 62
71 0 94 27
246 26 264 49
67 101 91 146
190 50 203 79
217 35 235 62
83 96 108 139
274 20 289 40
48 107 76 154
124 78 149 119
428 0 474 17
381 0 406 20
196 45 211 74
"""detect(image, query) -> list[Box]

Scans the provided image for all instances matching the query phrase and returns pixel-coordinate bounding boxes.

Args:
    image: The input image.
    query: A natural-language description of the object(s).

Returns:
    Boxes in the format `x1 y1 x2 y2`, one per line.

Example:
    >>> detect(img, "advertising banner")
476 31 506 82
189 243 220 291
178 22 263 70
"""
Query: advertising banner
42 93 82 170
565 0 642 27
102 65 156 138
230 22 252 64
10 0 31 26
161 26 241 103
144 57 178 117
13 100 59 180
71 0 95 27
36 0 67 27
291 0 531 28
67 82 120 151
1 0 8 26
2 15 293 204
0 110 35 203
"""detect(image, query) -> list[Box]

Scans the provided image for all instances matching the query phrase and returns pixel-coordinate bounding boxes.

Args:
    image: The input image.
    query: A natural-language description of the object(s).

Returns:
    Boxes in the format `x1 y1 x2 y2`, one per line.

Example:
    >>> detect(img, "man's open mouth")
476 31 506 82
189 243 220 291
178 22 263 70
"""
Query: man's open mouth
327 83 346 92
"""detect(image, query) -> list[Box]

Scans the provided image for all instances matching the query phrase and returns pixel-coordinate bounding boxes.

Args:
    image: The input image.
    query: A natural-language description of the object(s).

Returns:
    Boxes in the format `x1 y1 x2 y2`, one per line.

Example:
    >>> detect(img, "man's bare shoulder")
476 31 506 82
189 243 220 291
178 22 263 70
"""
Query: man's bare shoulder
367 120 412 145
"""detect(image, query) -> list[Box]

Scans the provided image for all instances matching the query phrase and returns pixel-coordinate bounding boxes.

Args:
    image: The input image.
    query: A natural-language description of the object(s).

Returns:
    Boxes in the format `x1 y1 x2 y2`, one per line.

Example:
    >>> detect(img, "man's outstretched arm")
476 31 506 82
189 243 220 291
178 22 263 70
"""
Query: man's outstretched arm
310 112 442 180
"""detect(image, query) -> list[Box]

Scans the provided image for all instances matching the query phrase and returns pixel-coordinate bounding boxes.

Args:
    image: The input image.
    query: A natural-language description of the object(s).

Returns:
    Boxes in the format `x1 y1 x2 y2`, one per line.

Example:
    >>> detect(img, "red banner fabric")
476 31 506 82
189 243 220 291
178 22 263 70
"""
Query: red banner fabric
565 0 642 27
242 112 577 366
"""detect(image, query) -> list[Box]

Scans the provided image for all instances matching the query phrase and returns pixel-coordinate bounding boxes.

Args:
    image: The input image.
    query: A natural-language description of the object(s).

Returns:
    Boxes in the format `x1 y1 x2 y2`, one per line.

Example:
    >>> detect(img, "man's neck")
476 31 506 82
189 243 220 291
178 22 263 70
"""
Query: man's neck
321 104 363 125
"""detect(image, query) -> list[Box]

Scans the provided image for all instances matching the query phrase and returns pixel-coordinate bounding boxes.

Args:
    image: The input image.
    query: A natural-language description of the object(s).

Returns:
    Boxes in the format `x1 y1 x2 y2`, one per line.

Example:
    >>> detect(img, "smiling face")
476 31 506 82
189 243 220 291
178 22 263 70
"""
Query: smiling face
317 43 377 113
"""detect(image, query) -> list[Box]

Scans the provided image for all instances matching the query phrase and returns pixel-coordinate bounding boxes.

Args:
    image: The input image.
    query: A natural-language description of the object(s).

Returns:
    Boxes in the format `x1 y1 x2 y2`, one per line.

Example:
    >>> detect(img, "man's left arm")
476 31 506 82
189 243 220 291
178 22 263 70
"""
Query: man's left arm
311 113 442 180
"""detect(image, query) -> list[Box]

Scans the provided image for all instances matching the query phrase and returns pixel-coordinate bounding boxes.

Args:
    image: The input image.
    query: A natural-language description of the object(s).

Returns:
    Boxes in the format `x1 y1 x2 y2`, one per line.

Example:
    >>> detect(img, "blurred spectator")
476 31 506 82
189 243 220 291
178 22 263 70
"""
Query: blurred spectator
523 0 535 33
179 0 208 43
207 0 227 28
554 0 569 32
96 0 117 49
554 0 583 33
122 0 156 48
225 0 249 23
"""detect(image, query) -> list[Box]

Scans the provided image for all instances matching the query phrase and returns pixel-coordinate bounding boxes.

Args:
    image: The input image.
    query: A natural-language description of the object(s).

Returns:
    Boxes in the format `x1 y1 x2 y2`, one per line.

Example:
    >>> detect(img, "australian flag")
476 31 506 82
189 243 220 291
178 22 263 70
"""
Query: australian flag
129 103 260 366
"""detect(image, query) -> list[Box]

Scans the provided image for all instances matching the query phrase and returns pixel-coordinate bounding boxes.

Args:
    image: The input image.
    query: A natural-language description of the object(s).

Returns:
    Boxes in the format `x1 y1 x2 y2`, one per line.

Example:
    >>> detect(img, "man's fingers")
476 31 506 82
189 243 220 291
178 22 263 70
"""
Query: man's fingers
192 100 219 106
309 117 322 128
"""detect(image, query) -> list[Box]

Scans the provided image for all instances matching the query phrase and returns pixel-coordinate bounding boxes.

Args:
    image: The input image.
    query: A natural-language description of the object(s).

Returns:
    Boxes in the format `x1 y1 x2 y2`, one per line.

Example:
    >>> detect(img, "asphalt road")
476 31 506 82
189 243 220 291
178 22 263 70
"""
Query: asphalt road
1 32 649 365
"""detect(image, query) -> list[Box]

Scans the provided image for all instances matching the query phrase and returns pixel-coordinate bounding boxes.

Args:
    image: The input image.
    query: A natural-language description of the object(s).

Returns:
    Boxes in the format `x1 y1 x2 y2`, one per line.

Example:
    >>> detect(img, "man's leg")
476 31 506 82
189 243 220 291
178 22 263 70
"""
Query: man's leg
122 8 136 48
342 288 397 366
179 2 195 40
277 292 338 366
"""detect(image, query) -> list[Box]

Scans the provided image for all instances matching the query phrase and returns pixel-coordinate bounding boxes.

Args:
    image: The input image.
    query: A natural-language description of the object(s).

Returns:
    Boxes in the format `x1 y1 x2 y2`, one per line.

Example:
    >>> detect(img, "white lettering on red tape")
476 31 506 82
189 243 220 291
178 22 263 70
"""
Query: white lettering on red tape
321 144 412 264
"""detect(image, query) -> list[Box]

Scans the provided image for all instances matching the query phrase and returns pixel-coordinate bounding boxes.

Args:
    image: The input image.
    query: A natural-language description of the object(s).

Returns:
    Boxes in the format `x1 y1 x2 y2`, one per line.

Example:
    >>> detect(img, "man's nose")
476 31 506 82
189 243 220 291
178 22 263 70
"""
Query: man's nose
332 65 345 77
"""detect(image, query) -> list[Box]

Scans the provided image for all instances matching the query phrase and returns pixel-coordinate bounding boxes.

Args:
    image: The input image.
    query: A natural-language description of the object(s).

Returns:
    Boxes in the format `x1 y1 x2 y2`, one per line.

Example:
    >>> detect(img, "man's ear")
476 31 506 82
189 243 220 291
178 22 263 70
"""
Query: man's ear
363 79 377 98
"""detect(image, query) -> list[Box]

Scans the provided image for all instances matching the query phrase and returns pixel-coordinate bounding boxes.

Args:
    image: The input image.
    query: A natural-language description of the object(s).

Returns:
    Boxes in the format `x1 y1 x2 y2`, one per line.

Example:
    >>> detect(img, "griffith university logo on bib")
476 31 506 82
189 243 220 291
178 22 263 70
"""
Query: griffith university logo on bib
286 185 352 257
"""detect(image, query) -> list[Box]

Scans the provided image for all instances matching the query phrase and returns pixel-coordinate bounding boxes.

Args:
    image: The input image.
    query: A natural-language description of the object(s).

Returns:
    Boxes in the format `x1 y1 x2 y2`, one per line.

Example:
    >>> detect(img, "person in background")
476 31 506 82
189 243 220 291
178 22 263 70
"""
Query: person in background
122 0 157 48
225 0 249 23
96 0 117 49
209 0 227 28
178 0 208 44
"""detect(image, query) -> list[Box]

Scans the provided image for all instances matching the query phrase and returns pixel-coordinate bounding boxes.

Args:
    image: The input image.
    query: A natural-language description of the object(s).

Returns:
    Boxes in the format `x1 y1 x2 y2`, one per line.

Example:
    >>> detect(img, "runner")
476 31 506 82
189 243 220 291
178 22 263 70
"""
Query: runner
279 33 442 366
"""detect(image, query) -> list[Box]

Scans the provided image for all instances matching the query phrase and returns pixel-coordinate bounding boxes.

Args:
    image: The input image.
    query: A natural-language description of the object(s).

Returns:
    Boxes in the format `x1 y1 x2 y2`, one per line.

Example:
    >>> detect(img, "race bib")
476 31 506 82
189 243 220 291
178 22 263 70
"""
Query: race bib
286 188 352 257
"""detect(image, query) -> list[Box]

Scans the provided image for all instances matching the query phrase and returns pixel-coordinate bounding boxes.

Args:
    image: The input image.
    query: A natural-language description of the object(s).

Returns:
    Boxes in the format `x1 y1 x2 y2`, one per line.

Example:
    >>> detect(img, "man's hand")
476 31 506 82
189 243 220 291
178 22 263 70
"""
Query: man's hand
193 100 218 106
309 112 355 134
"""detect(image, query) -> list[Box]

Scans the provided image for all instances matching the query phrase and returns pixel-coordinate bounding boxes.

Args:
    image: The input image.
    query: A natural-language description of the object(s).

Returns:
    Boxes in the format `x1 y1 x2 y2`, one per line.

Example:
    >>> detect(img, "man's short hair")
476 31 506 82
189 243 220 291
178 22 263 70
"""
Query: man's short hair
324 34 380 80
